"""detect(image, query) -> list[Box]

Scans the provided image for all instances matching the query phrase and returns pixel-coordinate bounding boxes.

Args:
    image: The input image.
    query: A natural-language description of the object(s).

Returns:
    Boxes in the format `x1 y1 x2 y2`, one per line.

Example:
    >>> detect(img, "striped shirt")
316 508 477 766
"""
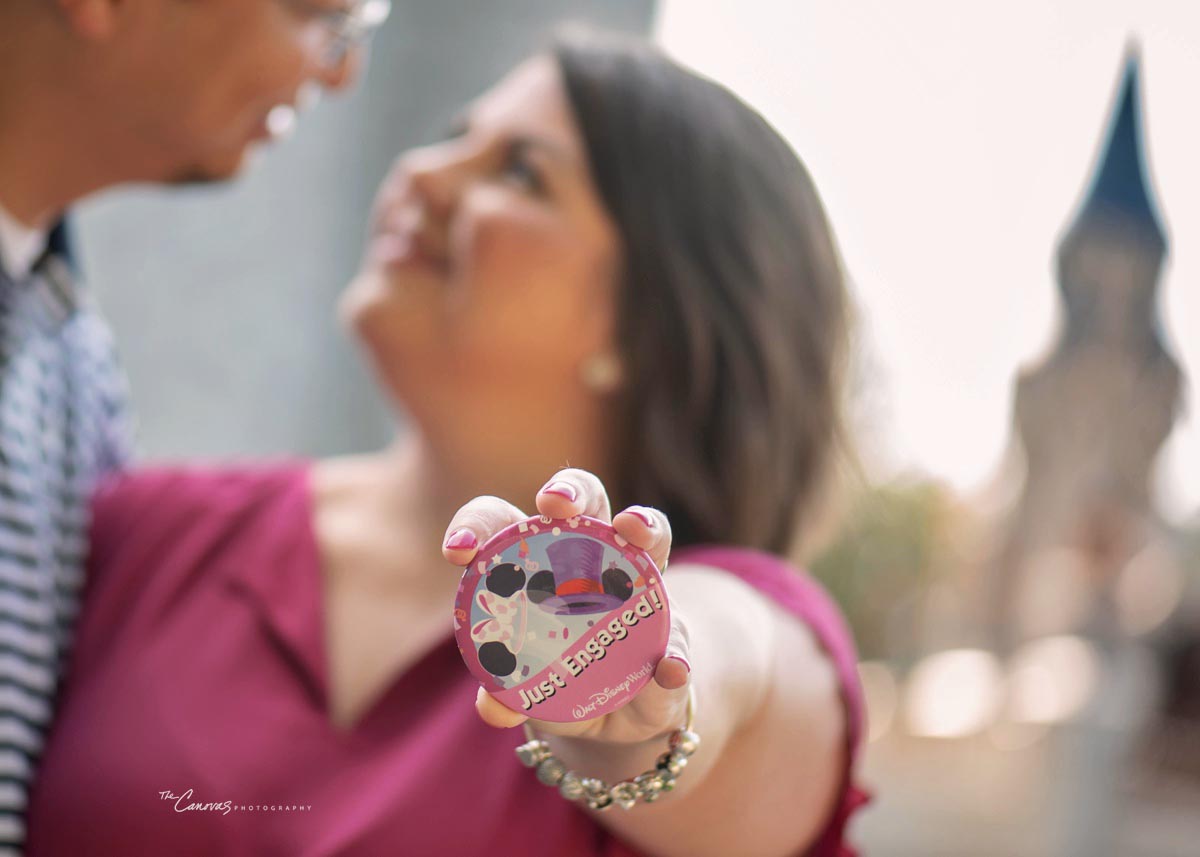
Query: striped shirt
0 223 132 855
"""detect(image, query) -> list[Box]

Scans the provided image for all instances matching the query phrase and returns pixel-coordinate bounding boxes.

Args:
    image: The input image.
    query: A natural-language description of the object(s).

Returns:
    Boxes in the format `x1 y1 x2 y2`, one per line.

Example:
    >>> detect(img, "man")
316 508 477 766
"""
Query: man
0 1 389 851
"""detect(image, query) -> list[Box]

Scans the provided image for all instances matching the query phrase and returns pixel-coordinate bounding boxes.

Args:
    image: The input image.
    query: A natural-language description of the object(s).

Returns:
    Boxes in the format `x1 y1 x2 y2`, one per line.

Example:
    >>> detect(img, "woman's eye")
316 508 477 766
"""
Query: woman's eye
501 144 545 195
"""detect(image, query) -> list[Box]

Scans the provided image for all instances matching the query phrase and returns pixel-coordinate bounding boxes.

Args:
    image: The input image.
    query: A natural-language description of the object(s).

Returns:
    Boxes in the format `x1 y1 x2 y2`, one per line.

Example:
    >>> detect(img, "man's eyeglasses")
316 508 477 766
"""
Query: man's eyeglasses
278 0 393 69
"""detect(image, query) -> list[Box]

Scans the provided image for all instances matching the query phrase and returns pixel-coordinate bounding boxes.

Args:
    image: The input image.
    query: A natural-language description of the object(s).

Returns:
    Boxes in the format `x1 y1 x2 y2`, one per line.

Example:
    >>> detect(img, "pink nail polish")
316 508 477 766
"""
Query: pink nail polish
444 528 478 552
540 481 577 502
627 509 656 529
667 654 691 674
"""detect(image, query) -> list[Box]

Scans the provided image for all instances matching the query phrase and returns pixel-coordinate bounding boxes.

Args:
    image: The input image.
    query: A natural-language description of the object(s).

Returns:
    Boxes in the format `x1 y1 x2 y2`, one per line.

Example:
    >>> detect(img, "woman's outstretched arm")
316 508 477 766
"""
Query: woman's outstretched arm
444 468 847 857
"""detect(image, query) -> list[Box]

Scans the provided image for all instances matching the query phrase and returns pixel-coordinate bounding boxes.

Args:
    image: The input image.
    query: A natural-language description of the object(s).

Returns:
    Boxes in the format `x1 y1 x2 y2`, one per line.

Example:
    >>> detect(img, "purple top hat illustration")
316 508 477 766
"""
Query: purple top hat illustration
530 536 633 616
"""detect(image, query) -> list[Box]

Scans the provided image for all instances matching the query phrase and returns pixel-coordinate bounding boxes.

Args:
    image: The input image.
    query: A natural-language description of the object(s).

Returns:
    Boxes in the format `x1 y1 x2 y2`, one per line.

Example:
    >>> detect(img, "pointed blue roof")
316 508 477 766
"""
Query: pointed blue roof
1068 47 1168 249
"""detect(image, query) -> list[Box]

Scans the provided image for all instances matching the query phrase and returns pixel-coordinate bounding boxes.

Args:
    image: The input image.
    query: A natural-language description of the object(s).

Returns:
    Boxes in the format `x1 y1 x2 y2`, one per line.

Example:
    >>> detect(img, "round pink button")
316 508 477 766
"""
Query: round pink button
452 515 670 722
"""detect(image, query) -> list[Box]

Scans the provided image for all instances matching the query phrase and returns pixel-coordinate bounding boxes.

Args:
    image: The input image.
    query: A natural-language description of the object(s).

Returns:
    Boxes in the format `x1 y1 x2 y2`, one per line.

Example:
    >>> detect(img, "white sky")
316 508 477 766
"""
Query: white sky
656 0 1200 523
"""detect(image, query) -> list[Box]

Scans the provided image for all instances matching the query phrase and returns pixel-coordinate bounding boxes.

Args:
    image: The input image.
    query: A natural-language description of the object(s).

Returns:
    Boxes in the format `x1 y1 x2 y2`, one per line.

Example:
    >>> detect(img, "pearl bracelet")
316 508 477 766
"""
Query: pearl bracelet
513 685 699 811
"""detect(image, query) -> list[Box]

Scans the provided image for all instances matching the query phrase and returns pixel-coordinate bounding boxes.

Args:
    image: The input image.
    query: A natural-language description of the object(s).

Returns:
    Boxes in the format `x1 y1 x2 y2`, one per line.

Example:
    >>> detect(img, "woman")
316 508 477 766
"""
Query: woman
26 32 867 857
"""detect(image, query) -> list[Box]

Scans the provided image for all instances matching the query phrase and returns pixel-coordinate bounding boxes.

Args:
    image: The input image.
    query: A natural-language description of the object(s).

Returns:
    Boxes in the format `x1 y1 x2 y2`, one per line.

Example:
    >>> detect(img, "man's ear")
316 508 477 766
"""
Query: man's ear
53 0 122 41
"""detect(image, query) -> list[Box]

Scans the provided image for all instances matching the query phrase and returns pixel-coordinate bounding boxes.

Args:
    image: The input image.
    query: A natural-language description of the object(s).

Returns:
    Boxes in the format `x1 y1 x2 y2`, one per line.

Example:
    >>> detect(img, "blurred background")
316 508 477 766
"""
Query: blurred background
74 1 1199 855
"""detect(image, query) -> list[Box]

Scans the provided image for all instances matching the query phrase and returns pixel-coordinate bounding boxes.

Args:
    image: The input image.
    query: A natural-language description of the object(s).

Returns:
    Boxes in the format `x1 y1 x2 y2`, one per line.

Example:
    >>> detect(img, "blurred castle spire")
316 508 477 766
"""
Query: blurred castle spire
984 45 1183 654
1056 44 1174 346
1062 47 1168 252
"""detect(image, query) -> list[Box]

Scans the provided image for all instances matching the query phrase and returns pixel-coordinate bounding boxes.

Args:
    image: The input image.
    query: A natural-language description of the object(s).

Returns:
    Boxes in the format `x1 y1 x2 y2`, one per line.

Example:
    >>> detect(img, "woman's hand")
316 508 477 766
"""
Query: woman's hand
442 467 693 744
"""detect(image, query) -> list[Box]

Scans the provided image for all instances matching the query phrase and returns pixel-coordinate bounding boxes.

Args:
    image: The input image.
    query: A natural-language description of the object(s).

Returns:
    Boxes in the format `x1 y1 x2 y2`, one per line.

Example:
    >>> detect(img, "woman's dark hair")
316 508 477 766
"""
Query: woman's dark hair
553 31 850 557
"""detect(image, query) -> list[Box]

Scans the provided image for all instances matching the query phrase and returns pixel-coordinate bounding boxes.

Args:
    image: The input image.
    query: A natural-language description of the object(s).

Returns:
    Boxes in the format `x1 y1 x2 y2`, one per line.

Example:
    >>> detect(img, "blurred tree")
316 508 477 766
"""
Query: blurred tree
810 477 966 662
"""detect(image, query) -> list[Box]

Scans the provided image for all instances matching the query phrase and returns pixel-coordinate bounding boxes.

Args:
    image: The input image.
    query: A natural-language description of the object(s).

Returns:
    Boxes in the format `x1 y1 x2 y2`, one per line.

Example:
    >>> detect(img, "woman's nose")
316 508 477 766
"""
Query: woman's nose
398 144 477 220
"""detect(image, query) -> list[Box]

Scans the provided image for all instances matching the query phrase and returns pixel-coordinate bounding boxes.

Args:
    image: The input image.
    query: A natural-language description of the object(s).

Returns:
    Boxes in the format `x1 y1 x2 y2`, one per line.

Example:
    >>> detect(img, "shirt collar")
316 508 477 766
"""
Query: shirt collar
0 200 49 281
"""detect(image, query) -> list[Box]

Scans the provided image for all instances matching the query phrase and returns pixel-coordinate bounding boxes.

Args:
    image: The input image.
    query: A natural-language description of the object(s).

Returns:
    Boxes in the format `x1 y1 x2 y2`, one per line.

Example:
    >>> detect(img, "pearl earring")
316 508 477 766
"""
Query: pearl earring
580 353 623 393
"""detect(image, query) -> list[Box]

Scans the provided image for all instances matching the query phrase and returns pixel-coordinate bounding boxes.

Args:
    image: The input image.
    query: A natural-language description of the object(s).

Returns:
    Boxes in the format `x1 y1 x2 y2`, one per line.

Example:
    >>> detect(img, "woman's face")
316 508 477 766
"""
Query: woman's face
342 55 622 417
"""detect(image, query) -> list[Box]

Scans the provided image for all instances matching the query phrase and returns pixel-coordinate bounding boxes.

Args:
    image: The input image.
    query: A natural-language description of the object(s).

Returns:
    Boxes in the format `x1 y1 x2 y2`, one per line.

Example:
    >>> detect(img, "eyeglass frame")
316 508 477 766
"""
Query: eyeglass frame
276 0 393 69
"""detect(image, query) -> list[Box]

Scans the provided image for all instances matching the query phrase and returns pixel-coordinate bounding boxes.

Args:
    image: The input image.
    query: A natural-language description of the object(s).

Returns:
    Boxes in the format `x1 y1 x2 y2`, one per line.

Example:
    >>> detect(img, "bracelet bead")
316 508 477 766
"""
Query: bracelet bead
558 772 585 801
536 756 567 786
581 777 613 811
515 739 550 768
610 781 639 810
633 772 664 802
670 729 701 756
655 752 682 777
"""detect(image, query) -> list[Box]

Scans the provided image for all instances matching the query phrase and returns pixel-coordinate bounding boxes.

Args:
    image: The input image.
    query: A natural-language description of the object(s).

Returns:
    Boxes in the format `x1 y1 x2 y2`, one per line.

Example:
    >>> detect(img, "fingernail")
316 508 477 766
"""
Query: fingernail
444 528 478 552
666 654 691 674
540 481 577 502
627 508 656 529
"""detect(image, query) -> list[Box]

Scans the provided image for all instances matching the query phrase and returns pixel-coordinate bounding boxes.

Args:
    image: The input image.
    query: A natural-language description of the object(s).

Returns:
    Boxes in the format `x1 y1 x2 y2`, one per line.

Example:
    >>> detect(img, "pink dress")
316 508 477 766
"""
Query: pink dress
25 463 869 856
